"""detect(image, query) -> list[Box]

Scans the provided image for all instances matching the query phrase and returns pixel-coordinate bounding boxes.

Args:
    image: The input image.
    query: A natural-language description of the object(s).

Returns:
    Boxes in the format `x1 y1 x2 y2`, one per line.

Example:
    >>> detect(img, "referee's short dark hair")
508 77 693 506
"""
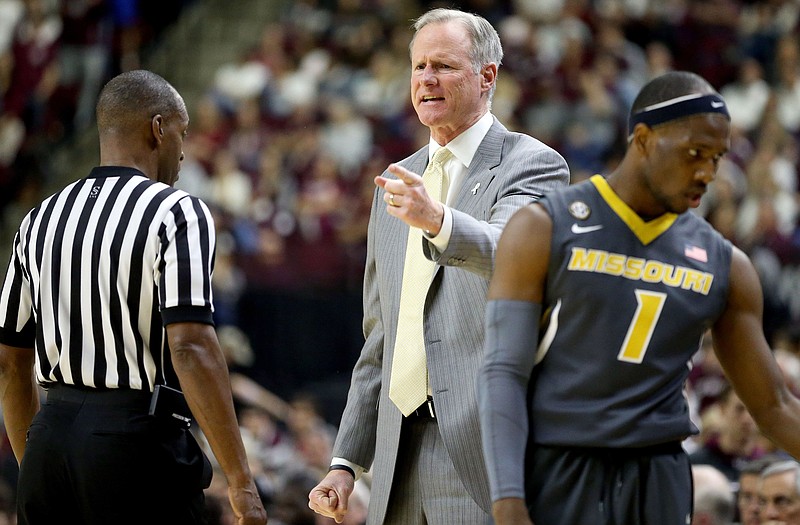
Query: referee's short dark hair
96 70 184 133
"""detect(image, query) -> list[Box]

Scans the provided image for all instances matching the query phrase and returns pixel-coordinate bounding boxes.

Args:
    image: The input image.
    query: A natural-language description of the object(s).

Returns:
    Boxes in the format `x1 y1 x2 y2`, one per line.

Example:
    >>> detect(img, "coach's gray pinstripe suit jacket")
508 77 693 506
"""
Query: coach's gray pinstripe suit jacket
332 117 569 524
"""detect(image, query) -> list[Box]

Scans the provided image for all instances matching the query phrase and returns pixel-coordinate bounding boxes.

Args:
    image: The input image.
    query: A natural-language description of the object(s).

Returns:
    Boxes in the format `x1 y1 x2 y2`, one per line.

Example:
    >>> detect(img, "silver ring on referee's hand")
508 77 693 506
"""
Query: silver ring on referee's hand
389 193 397 207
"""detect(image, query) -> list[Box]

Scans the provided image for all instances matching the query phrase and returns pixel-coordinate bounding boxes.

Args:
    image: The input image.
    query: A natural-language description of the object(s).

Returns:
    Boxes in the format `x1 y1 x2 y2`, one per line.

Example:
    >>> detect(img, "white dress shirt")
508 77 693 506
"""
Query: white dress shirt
425 111 494 248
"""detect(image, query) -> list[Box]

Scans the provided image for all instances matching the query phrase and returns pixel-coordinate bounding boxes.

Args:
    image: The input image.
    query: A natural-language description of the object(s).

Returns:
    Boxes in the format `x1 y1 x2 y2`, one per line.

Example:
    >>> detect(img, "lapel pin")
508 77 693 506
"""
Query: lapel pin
471 182 480 195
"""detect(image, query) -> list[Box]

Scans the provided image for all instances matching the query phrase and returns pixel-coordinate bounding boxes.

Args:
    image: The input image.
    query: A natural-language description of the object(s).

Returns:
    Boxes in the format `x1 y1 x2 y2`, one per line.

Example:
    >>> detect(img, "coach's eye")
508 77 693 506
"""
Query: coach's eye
688 148 699 157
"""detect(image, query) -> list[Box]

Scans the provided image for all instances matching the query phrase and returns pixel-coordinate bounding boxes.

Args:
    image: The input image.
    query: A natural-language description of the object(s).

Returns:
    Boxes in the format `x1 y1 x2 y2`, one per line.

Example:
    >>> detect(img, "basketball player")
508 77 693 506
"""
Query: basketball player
477 71 800 524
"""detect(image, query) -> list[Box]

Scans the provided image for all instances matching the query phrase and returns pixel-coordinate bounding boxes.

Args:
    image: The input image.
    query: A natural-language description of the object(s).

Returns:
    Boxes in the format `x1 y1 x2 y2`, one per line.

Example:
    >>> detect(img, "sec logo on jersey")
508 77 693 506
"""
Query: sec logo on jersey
568 200 590 220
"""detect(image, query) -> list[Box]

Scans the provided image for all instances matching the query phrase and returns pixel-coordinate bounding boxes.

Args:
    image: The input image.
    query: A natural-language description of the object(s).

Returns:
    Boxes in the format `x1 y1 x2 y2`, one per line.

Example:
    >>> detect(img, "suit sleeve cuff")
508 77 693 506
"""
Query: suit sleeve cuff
331 457 366 481
423 205 452 250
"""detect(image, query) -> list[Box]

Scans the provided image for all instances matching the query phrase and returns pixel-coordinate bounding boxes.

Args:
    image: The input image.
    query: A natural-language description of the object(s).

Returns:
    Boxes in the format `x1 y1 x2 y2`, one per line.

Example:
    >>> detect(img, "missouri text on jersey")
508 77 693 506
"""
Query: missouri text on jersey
567 247 714 295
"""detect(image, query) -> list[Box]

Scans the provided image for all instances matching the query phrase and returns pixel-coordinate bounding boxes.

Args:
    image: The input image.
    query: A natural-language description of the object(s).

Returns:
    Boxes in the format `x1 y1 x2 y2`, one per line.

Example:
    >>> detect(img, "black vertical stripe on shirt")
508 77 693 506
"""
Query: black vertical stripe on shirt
0 246 20 334
90 176 117 388
157 222 170 312
67 180 100 385
149 293 165 385
31 195 57 379
48 181 84 384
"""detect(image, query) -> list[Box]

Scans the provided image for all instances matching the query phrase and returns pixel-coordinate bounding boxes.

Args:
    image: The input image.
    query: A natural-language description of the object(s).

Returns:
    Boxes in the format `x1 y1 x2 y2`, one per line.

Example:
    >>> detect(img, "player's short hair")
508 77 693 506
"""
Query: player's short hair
630 71 715 115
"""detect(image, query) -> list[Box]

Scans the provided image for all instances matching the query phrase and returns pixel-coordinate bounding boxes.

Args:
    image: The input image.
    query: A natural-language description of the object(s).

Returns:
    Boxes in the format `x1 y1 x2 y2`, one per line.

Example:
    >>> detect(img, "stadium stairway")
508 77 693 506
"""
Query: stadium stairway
48 0 288 195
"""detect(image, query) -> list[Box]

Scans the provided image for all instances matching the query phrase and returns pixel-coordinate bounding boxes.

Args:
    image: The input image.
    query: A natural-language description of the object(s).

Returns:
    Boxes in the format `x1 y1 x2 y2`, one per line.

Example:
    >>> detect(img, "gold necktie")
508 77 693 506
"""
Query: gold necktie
389 147 452 416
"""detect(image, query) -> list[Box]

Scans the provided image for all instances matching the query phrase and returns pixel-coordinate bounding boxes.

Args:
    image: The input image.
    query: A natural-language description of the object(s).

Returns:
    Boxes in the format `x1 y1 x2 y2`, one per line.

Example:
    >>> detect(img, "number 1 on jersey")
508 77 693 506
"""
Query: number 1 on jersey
618 289 666 364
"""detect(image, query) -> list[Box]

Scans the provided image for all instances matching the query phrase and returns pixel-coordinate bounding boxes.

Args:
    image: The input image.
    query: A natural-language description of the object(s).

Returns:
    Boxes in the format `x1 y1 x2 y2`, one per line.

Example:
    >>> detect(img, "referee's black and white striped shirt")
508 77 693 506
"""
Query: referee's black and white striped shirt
0 166 216 392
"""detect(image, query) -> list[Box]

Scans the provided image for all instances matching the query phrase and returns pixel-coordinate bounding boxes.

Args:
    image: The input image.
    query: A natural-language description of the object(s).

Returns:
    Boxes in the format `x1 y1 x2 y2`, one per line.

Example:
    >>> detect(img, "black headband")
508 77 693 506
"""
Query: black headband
628 93 730 136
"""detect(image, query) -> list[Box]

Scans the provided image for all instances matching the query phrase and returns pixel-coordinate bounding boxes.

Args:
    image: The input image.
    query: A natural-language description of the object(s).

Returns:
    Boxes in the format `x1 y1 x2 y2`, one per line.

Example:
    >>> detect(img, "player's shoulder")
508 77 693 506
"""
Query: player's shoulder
678 210 731 246
540 177 597 207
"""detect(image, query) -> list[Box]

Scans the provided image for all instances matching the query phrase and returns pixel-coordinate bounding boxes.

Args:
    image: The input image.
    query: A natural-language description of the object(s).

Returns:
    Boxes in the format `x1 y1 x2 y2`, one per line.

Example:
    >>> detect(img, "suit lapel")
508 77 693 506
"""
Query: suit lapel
386 121 507 284
451 119 506 213
428 119 508 283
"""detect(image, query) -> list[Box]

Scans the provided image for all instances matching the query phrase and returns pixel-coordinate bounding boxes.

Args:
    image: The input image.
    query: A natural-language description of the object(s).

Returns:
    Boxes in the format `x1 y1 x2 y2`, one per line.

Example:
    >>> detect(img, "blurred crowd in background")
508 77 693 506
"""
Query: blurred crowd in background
3 0 800 523
0 0 195 206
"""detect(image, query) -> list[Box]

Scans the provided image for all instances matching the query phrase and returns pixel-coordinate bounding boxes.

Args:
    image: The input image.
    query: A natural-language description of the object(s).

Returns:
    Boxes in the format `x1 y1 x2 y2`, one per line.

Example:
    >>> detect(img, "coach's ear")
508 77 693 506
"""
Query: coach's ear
480 62 497 95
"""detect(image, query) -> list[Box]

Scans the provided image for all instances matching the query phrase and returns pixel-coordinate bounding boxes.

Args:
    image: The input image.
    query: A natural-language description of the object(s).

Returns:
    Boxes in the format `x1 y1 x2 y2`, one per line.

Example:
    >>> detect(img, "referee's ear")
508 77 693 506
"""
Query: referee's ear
151 115 165 144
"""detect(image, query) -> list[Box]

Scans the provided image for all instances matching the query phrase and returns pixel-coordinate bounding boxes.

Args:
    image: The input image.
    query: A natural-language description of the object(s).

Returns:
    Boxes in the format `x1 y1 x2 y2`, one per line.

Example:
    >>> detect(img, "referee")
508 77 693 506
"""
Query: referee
0 70 267 525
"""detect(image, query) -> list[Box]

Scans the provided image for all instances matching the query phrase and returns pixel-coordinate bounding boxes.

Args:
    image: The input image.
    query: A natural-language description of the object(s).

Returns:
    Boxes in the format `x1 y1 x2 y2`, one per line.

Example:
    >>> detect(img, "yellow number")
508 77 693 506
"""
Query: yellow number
617 290 666 364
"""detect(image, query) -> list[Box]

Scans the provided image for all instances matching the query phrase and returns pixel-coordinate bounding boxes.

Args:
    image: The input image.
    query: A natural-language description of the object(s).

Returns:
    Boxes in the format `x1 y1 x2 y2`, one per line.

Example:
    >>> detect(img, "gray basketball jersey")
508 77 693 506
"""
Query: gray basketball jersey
532 175 732 447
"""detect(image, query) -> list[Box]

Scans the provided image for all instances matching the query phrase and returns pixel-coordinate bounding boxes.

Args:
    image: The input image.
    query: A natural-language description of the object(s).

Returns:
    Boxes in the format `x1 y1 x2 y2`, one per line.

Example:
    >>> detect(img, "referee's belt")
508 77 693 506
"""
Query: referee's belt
45 384 152 408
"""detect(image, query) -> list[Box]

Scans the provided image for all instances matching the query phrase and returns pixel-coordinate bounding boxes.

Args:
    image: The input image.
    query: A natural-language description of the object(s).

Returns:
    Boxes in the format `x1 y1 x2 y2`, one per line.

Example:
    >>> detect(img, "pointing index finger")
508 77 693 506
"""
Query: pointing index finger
388 163 422 186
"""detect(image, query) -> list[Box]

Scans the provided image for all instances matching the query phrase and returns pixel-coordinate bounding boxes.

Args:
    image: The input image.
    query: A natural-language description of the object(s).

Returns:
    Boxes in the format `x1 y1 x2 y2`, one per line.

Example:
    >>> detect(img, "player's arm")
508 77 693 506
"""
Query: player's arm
0 343 38 463
478 203 551 525
487 203 551 302
712 246 800 459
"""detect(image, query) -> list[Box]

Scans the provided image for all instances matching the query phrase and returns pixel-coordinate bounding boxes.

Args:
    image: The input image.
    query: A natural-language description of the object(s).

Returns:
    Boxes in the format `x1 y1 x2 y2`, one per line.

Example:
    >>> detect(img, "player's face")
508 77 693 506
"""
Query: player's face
642 113 730 215
410 21 492 144
759 471 800 524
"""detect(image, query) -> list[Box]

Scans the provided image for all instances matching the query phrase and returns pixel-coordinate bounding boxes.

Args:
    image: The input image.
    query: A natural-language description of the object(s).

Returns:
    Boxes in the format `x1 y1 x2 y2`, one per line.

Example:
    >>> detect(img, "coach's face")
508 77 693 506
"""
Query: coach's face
409 20 494 145
759 470 800 524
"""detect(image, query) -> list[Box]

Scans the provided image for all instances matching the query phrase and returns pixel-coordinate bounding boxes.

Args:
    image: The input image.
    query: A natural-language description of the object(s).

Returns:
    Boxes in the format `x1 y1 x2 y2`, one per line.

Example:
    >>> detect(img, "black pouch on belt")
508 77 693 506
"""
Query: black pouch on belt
149 384 192 429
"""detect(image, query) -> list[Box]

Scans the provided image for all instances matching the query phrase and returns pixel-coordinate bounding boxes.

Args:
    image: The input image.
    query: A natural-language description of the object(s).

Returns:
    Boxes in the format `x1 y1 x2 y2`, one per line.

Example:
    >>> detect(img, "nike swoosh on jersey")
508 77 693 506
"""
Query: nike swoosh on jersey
571 223 604 234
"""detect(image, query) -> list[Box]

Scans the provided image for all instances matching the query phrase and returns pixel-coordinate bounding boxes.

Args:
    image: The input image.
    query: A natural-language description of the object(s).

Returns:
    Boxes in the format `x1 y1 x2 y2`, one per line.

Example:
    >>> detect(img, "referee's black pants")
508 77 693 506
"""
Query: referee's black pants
16 385 212 525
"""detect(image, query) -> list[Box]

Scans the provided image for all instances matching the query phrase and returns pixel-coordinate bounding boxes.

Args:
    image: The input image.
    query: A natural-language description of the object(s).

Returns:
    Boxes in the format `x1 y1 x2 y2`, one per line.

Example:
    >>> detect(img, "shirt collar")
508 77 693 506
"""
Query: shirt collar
428 112 494 168
89 166 148 179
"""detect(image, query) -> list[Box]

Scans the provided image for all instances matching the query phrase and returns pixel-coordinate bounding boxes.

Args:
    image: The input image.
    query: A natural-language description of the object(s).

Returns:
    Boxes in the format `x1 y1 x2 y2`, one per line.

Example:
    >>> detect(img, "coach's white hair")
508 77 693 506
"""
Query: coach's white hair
408 8 503 104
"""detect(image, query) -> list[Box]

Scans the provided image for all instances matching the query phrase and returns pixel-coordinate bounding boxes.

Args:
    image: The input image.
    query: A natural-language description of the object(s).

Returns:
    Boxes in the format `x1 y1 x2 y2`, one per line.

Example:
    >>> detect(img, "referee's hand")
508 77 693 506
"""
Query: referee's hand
229 484 268 524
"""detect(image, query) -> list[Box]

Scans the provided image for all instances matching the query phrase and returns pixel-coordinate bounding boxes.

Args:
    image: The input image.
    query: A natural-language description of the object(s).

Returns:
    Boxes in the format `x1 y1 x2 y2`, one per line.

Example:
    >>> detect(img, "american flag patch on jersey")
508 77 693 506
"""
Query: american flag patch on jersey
684 244 708 262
